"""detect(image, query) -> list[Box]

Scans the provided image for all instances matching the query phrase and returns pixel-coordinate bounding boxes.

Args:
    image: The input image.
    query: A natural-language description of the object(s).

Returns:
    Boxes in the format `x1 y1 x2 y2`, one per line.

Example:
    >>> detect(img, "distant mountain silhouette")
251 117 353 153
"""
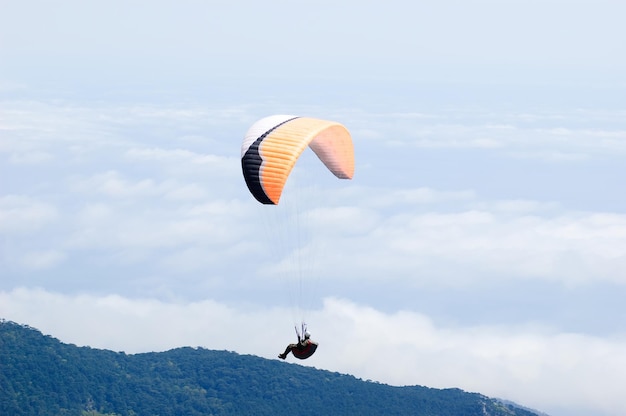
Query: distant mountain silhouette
0 319 543 416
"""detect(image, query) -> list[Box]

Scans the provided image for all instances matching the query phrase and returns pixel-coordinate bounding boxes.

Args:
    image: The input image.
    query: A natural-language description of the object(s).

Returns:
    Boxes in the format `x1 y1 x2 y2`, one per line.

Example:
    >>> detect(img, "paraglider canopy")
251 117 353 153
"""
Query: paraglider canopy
241 115 355 205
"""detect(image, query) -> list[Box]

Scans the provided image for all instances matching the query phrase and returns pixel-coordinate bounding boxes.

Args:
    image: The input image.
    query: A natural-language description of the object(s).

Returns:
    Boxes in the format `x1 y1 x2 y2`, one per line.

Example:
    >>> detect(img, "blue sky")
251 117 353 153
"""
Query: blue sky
2 1 626 415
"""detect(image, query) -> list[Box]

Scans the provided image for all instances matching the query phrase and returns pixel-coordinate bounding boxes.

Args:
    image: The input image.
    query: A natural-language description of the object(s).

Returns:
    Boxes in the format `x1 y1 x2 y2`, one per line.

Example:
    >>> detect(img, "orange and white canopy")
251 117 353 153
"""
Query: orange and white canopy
241 115 355 205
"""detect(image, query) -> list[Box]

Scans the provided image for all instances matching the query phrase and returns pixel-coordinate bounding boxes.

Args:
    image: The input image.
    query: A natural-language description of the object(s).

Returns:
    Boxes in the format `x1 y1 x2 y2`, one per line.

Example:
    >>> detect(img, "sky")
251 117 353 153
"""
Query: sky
1 1 626 415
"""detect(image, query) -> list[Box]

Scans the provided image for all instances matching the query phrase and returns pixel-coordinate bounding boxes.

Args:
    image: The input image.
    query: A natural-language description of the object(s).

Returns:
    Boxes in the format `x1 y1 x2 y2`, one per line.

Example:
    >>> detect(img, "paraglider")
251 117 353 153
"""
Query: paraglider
278 324 318 360
241 115 355 360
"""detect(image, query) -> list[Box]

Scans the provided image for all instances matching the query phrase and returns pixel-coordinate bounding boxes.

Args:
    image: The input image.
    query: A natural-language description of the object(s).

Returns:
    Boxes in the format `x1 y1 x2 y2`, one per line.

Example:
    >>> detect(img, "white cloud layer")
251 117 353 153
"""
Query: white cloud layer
348 108 626 160
2 93 625 416
0 195 58 233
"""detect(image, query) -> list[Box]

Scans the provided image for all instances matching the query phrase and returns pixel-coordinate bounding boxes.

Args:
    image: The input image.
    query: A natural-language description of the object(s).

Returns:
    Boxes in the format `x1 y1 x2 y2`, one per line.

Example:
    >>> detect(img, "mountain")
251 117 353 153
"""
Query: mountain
0 320 542 416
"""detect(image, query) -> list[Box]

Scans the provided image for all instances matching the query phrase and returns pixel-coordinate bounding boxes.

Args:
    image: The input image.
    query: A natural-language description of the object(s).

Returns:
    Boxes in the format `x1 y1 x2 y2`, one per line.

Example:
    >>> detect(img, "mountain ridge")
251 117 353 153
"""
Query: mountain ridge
0 319 544 416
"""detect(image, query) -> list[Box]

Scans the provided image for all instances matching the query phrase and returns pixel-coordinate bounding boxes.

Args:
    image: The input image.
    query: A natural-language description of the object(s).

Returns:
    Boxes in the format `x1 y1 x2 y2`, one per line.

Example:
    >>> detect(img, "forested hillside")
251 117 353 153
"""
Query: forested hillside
0 320 542 416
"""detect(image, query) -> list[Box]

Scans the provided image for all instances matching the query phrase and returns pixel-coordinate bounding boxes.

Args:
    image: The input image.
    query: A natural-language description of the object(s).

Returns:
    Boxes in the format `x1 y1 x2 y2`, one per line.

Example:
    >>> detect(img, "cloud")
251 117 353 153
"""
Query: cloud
123 147 239 180
475 199 559 214
351 108 626 161
1 288 624 416
0 101 121 150
69 170 212 201
17 250 66 270
66 198 252 252
3 96 625 292
261 186 625 288
323 206 626 286
8 151 54 165
0 195 58 233
2 95 625 416
316 297 626 416
353 186 476 208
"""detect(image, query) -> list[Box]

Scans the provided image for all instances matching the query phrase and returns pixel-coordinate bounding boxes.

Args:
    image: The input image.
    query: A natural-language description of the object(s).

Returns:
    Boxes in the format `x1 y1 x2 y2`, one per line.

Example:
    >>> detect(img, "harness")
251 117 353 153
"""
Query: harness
292 341 318 360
